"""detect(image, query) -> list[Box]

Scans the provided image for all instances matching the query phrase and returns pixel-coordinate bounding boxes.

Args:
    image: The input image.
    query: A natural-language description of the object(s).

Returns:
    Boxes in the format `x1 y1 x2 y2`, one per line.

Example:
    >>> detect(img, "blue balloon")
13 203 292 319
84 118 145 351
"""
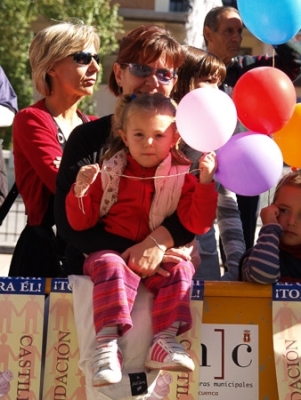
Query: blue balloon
237 0 301 44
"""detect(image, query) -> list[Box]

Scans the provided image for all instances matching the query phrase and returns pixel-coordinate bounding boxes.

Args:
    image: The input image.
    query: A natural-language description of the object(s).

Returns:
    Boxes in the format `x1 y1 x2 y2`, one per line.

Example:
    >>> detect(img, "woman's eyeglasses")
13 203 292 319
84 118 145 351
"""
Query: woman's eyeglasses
70 52 100 65
121 63 176 84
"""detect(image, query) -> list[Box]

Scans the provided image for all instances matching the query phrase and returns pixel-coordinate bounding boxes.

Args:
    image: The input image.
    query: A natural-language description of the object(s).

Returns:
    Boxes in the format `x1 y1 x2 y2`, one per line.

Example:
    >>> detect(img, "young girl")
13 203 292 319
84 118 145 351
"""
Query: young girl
240 170 301 283
66 92 218 387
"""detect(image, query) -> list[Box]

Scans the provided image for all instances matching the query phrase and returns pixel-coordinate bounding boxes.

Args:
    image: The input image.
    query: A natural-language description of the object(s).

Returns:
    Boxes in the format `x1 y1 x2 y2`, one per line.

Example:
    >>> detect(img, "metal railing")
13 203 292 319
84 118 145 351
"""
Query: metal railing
0 197 26 253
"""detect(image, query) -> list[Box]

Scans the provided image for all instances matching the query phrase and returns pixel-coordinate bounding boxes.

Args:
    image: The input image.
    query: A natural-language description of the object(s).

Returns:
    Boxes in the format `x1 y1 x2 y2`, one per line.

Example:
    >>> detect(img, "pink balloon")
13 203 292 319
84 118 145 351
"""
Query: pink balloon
176 88 237 152
215 132 283 196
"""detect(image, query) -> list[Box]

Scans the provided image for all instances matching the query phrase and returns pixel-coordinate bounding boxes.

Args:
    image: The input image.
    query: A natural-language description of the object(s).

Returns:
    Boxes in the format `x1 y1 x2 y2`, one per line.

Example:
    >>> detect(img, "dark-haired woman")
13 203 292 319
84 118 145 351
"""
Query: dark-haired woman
55 25 196 277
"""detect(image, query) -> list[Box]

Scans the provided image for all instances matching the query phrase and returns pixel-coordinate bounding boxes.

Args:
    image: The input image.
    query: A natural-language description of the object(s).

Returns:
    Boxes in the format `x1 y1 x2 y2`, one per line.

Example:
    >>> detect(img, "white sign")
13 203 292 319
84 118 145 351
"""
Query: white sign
199 324 258 399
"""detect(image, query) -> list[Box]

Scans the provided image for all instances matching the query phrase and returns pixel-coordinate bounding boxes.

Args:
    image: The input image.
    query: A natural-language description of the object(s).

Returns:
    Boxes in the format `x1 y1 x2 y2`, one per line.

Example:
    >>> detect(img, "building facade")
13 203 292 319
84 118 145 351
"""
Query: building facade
96 0 290 116
32 0 301 115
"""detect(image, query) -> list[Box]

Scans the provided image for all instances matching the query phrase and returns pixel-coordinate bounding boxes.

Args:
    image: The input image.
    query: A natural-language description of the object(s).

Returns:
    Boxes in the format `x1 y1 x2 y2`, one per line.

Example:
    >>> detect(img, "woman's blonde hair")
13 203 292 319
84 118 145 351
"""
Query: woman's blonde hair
30 21 100 96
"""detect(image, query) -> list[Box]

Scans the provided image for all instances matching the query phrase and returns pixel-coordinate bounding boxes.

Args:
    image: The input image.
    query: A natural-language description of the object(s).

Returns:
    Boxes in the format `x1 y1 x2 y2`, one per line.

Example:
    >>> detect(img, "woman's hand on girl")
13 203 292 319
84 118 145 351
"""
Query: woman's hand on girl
121 238 170 278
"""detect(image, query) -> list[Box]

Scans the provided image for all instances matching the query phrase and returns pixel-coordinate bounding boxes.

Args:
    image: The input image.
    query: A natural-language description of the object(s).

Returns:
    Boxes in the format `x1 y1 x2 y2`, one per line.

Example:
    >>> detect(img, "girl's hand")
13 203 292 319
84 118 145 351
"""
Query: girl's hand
260 204 280 225
73 163 99 197
199 151 217 184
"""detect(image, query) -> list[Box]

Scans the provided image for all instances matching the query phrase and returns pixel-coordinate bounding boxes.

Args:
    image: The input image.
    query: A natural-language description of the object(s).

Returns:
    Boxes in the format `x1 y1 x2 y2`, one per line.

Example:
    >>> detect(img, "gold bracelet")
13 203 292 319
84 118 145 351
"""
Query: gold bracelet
149 235 165 253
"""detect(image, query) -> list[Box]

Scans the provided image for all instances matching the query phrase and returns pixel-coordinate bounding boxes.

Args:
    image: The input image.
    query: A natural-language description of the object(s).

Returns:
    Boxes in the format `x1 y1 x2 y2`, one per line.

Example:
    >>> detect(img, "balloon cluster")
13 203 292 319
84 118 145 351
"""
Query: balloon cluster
175 0 301 195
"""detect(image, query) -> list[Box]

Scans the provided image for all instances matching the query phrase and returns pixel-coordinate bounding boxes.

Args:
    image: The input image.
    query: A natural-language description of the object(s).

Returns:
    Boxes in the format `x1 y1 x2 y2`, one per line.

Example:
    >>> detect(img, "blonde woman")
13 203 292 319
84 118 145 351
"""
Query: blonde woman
9 21 100 278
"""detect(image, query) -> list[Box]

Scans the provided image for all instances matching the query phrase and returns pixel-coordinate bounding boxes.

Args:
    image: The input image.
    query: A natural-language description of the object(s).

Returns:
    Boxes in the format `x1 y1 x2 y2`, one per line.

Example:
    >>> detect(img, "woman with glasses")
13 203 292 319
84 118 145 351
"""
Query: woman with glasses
55 25 196 277
8 21 100 278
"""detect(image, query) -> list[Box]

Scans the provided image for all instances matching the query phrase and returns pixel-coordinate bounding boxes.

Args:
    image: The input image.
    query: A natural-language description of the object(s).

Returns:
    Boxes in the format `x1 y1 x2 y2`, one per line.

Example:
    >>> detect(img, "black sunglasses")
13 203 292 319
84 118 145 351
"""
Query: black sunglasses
70 51 100 65
121 63 176 84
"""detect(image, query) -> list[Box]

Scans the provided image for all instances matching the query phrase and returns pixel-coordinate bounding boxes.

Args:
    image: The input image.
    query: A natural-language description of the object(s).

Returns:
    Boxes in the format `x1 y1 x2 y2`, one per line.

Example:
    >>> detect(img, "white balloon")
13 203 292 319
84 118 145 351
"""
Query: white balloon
176 87 237 152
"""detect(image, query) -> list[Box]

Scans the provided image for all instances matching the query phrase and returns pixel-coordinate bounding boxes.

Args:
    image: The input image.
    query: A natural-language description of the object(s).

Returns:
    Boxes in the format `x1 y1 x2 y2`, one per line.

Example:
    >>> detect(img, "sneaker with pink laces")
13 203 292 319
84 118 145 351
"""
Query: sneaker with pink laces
145 335 195 372
92 340 123 387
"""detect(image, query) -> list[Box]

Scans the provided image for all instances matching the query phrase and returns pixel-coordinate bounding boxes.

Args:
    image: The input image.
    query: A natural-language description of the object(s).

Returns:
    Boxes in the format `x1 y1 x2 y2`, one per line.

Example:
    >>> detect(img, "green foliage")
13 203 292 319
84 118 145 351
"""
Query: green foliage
0 0 122 147
32 0 123 64
0 1 35 146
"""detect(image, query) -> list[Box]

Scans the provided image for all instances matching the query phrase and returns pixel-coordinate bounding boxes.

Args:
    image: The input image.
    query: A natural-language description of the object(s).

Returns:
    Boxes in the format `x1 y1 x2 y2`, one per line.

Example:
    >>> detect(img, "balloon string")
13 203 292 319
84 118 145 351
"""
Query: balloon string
267 188 272 206
272 48 275 68
100 167 201 180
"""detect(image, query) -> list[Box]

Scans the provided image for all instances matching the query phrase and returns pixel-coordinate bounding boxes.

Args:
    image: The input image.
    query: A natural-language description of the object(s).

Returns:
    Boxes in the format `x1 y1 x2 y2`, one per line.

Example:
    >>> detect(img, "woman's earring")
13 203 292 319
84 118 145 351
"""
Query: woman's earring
117 82 122 95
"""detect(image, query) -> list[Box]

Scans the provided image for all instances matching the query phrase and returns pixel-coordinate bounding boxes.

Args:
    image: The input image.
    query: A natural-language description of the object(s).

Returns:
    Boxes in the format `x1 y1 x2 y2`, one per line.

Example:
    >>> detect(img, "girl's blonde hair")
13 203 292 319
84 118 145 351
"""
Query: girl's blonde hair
273 170 301 202
30 21 100 96
103 93 190 165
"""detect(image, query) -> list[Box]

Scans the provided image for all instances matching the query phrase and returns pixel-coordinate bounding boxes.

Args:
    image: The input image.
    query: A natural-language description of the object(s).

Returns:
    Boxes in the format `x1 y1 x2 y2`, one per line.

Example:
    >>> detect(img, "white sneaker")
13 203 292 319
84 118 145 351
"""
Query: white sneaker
145 335 195 372
92 340 123 387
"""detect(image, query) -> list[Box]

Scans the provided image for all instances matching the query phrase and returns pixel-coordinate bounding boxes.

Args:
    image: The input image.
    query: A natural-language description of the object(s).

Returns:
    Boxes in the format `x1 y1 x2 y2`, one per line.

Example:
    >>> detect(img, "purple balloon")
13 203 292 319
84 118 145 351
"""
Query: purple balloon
215 132 283 196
